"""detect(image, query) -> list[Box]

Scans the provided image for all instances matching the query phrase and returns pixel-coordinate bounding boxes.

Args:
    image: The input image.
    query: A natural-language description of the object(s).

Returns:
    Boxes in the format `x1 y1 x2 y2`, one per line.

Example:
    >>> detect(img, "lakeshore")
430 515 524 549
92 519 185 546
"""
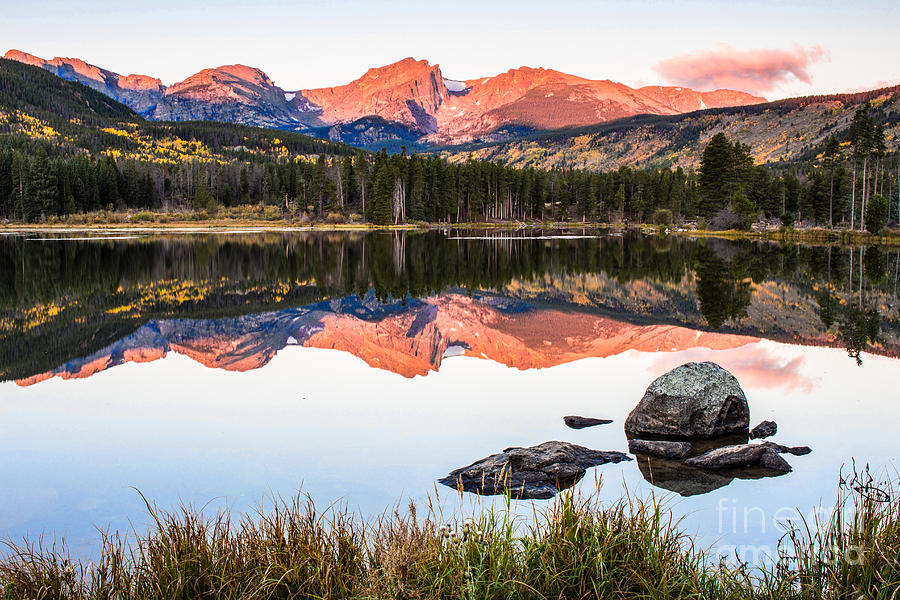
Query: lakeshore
1 477 898 599
4 215 900 247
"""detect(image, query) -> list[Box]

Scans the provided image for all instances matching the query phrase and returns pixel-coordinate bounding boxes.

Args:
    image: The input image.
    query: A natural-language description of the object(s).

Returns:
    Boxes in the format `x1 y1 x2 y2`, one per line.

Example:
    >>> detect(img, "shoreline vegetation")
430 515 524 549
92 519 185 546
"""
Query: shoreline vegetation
1 475 897 599
3 211 900 246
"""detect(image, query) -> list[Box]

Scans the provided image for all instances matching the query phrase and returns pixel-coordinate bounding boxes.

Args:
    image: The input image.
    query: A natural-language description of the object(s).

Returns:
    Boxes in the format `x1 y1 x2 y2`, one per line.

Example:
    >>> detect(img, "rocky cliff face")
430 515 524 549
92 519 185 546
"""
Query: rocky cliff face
302 58 449 133
4 49 766 147
153 64 323 129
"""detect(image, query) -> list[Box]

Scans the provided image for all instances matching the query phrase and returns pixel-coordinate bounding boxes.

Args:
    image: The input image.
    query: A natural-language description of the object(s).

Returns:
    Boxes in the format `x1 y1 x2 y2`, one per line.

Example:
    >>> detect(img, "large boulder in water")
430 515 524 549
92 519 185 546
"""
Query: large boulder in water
624 362 750 439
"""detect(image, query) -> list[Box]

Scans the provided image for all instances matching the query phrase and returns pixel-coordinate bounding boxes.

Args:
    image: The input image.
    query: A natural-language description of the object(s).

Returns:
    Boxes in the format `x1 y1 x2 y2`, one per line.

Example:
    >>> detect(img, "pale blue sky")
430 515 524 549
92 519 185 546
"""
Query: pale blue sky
1 0 897 98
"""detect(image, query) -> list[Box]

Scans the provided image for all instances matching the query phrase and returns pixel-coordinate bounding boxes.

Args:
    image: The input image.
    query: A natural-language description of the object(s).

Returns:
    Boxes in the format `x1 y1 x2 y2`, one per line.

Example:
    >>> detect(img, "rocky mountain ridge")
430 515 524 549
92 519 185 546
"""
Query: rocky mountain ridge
3 49 765 148
4 49 165 114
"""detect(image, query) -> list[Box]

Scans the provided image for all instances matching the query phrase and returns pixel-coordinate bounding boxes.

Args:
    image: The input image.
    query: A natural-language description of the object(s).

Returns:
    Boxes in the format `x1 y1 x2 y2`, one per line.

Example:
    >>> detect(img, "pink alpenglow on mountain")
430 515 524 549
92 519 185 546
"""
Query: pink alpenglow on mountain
302 58 447 133
3 50 767 142
3 49 165 113
300 59 766 142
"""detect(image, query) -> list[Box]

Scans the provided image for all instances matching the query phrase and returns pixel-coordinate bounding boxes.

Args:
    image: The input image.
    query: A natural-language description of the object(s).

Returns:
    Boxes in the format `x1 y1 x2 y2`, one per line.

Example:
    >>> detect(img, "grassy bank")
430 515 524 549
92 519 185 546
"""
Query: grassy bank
665 226 900 246
1 475 898 599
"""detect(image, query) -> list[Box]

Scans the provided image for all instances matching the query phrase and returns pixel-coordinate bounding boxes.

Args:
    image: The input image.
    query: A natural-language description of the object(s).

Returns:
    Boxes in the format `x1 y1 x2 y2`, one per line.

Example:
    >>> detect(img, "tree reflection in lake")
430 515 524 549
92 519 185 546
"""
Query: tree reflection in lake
694 246 752 330
1 230 899 382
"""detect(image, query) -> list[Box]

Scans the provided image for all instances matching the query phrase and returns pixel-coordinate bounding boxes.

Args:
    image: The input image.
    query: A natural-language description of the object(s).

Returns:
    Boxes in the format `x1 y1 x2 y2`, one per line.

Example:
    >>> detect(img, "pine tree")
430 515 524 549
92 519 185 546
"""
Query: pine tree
407 155 425 222
341 155 356 209
369 163 394 225
98 157 119 209
865 194 888 234
193 178 215 211
239 167 250 203
440 164 457 222
614 184 626 220
823 135 841 227
698 133 733 217
0 150 12 218
849 103 873 229
732 190 756 230
10 151 27 220
25 150 58 222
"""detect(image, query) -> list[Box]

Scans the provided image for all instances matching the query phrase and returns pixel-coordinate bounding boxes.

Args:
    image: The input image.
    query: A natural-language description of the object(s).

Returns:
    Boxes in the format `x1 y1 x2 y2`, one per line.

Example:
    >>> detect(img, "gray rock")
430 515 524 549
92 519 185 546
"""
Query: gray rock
564 415 613 429
628 438 692 459
624 362 750 439
439 441 631 500
684 443 792 473
750 420 778 439
761 441 812 456
760 451 793 472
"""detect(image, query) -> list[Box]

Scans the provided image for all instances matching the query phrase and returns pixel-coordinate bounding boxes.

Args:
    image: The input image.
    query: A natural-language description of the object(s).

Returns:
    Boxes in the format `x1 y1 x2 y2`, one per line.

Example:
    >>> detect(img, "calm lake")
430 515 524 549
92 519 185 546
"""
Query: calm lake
1 229 898 563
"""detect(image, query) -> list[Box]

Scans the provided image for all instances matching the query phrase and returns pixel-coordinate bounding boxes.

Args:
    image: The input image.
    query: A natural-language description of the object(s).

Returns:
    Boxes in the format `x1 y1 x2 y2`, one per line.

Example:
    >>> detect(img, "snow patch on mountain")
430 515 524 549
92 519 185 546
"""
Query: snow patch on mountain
443 78 467 92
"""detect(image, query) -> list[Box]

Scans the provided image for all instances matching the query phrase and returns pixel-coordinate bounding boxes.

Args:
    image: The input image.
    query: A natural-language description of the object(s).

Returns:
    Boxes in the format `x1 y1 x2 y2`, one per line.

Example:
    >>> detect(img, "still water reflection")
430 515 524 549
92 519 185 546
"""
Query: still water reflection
0 230 898 561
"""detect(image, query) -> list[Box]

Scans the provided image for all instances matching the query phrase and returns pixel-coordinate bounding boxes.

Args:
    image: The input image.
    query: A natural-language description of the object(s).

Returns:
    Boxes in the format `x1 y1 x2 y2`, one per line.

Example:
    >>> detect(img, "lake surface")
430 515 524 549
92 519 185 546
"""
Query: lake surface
1 229 898 563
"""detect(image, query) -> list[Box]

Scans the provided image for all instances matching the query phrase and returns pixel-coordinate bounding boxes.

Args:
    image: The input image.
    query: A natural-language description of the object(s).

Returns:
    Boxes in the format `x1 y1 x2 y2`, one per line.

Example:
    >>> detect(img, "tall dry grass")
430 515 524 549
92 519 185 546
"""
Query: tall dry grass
1 474 897 599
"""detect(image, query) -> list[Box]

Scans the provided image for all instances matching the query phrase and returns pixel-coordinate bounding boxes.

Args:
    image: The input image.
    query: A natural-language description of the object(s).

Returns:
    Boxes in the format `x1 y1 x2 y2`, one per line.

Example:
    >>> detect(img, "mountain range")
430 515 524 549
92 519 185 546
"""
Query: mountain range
440 84 900 170
3 49 765 148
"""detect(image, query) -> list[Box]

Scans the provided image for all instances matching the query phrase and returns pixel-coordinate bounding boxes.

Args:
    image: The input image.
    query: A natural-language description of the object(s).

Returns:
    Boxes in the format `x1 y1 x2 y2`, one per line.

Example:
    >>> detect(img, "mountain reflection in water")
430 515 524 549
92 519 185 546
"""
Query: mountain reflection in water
1 230 898 384
15 292 761 384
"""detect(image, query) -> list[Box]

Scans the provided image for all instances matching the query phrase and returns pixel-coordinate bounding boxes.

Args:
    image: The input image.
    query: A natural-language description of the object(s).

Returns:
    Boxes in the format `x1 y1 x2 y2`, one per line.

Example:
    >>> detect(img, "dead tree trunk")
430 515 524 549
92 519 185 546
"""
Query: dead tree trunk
392 176 405 224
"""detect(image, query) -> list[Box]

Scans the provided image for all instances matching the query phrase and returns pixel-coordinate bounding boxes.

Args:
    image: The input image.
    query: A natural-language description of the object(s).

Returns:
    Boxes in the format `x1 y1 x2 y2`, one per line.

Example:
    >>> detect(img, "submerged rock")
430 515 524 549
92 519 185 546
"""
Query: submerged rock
439 441 631 500
750 420 778 439
624 362 750 439
684 443 792 473
627 438 692 459
563 415 613 429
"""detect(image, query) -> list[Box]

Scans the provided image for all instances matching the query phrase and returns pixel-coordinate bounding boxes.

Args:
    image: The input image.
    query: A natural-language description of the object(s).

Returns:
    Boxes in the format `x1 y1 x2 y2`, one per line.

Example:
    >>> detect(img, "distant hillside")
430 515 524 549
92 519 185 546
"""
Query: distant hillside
437 86 900 170
0 58 358 162
0 57 136 124
0 59 366 221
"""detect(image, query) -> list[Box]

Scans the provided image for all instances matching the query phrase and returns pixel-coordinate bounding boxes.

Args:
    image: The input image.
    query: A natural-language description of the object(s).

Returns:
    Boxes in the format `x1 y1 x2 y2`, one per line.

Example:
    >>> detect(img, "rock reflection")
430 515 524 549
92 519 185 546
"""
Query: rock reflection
630 435 791 497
